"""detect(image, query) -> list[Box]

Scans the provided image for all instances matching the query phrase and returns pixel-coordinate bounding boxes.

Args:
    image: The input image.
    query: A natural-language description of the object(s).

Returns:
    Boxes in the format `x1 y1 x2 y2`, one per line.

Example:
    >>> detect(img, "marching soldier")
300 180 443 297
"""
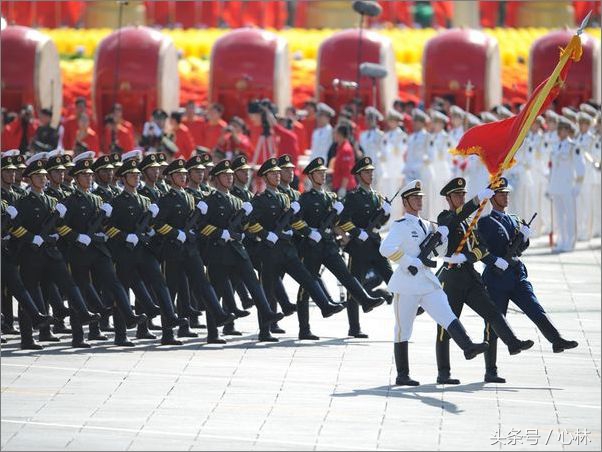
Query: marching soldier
106 158 181 345
248 157 349 341
92 155 118 203
478 178 578 382
403 110 433 216
199 159 285 336
434 178 534 385
61 153 76 196
152 158 235 341
381 109 407 218
380 180 488 386
359 107 385 192
61 155 148 346
12 153 28 197
339 156 392 338
45 149 69 201
10 154 101 348
575 112 597 241
296 157 385 340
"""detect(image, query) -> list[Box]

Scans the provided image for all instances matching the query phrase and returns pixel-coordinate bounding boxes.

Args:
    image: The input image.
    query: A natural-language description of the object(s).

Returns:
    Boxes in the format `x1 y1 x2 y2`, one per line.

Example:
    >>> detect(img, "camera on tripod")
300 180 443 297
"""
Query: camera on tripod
248 99 276 136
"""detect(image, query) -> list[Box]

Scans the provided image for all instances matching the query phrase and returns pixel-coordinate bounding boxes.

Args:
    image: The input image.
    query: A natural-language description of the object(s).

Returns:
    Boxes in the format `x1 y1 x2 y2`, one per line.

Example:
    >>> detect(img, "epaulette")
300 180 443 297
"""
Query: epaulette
395 218 406 223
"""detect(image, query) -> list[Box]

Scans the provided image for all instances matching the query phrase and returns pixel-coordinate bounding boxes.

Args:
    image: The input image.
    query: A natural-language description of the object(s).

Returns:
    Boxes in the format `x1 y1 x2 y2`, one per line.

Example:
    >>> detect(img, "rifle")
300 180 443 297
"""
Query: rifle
38 210 60 246
494 212 537 275
125 211 152 250
75 209 106 249
358 186 402 241
408 231 443 275
219 208 246 244
265 207 296 248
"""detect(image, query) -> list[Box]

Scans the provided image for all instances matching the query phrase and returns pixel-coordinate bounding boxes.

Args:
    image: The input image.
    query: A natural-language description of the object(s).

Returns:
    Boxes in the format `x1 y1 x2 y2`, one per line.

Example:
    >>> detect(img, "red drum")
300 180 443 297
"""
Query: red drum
423 29 501 113
92 26 179 138
1 25 62 127
316 29 396 113
529 30 601 109
209 28 291 119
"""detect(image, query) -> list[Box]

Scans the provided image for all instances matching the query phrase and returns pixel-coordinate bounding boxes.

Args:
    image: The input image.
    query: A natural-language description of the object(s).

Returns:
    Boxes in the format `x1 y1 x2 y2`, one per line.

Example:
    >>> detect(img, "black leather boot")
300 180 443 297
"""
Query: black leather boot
67 287 101 325
489 314 534 355
534 313 579 352
484 339 506 383
177 319 198 338
447 319 488 360
136 320 157 340
436 336 460 385
552 338 579 353
52 317 72 334
394 342 419 386
344 275 385 313
222 322 243 336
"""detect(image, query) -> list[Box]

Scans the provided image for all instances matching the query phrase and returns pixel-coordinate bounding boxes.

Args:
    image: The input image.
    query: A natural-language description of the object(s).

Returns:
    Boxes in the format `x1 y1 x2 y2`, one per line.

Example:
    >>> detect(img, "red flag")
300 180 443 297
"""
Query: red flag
451 35 583 176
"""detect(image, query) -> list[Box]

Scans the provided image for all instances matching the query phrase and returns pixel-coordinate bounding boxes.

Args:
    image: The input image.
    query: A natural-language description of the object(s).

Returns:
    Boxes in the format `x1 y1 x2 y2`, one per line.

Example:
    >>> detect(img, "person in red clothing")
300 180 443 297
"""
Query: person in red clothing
331 124 358 197
215 116 253 160
62 97 89 151
1 105 38 153
285 106 307 154
103 114 135 154
301 100 317 153
1 109 22 151
72 113 100 155
182 100 205 146
112 103 135 135
202 103 227 150
273 114 300 167
170 111 195 160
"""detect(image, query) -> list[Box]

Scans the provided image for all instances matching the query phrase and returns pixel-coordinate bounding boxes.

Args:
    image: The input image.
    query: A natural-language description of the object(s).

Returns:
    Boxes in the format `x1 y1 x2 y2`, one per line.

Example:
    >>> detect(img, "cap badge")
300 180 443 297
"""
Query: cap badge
416 181 421 189
458 179 463 186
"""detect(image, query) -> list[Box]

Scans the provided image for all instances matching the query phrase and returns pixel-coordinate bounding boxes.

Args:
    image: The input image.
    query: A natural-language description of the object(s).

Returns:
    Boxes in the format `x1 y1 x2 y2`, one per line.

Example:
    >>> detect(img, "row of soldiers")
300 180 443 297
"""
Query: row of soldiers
349 102 601 250
1 145 579 385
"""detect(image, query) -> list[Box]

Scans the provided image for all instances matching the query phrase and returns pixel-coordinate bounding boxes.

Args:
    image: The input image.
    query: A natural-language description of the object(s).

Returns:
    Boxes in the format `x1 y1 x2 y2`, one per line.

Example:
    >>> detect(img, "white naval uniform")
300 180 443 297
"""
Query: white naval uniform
507 131 537 225
309 124 333 162
449 126 465 177
592 135 601 237
381 127 407 218
359 127 385 190
575 130 598 240
428 130 452 216
379 213 457 342
548 137 586 252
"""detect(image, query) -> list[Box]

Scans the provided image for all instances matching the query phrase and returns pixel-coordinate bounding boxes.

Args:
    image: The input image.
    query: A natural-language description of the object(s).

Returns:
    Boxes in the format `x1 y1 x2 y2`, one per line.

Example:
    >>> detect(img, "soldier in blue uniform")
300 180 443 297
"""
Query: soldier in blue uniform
478 177 579 383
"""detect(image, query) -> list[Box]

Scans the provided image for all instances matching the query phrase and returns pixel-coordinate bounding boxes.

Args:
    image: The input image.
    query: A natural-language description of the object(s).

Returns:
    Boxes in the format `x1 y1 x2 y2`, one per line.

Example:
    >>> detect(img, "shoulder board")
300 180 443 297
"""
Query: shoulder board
395 218 406 223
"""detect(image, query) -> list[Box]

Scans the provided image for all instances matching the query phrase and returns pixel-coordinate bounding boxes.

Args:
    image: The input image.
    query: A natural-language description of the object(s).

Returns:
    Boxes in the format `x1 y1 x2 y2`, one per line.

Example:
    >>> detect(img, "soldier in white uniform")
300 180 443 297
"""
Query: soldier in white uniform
381 109 407 218
379 180 488 386
448 106 465 176
540 110 561 234
575 112 598 240
547 118 586 252
590 114 602 237
359 107 385 191
309 103 335 162
463 112 496 202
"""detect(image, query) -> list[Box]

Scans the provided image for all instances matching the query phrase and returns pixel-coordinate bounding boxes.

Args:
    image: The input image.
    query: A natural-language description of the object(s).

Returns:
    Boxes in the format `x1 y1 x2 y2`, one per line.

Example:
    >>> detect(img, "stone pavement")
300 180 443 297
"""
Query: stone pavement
1 237 600 451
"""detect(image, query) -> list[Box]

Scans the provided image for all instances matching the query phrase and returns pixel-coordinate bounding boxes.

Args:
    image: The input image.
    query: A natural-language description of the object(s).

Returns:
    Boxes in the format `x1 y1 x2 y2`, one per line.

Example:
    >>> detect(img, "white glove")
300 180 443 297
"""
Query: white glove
572 185 581 197
149 203 160 218
196 200 208 215
221 230 231 241
55 203 67 218
477 187 495 202
436 225 449 240
337 188 347 198
126 233 139 247
358 229 369 241
519 224 531 241
291 201 300 214
333 201 344 214
241 202 253 215
494 257 509 271
266 231 278 244
32 235 44 247
6 205 17 219
309 229 322 243
77 234 91 246
48 233 59 241
176 230 186 243
94 232 108 242
382 202 391 215
282 229 293 237
442 253 467 265
100 203 113 217
405 256 423 269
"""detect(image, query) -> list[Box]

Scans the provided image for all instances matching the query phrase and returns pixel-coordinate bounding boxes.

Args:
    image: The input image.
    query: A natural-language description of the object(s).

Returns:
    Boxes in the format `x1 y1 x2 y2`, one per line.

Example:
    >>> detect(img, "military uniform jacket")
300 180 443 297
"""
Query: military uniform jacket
477 209 530 280
380 214 445 295
152 187 201 261
1 186 22 258
298 188 340 255
339 185 389 254
231 184 253 203
62 188 112 262
199 189 250 264
139 183 163 204
105 190 153 263
45 184 68 201
93 184 115 203
278 184 300 202
10 190 75 261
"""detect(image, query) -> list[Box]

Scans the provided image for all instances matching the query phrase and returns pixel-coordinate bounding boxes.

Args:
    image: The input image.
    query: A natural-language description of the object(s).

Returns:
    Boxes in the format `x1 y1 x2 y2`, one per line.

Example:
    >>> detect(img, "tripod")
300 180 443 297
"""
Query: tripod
250 133 277 192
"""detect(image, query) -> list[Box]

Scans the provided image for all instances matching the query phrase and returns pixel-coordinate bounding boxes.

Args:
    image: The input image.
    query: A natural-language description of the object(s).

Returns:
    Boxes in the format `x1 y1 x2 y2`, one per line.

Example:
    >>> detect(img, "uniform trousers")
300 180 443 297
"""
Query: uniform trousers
393 290 456 342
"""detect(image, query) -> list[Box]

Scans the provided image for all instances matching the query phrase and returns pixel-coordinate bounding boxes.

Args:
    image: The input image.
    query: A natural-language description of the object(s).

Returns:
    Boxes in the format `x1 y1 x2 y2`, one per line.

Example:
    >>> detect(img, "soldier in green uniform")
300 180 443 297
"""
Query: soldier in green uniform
12 153 28 197
1 154 54 349
62 156 148 346
92 155 117 203
197 151 215 196
199 160 285 337
248 158 348 342
155 152 170 193
60 153 76 196
45 150 69 201
152 159 235 341
339 156 393 338
434 177 534 384
10 154 101 348
106 158 181 346
109 152 124 196
295 157 385 340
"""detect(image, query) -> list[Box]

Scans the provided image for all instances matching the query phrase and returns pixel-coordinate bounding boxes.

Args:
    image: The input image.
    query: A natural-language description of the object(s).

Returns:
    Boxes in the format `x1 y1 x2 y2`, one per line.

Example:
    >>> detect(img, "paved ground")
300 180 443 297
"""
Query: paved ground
1 236 600 451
